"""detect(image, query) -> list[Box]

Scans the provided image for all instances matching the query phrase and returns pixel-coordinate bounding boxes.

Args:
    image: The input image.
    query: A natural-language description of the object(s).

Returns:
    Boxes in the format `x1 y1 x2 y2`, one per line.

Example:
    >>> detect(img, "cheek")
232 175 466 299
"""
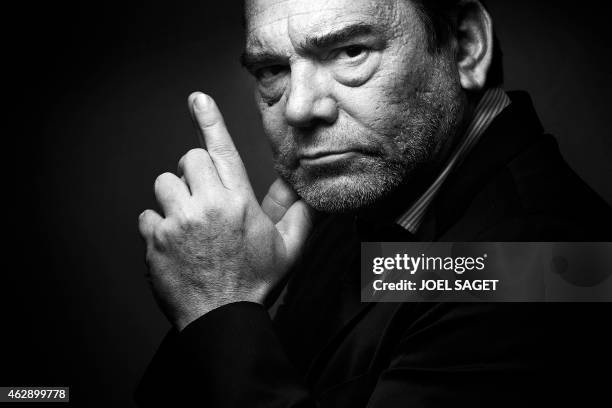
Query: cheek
333 51 432 133
334 73 410 132
258 100 290 155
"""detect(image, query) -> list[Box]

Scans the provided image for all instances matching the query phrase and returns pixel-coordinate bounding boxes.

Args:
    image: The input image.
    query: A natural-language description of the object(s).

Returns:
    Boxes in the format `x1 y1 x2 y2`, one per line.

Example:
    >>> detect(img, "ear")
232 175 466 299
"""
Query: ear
456 1 494 91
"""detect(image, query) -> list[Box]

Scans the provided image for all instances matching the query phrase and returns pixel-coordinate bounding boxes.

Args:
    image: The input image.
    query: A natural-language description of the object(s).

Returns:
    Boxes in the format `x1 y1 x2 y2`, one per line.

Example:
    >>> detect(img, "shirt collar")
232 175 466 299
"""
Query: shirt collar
396 88 512 234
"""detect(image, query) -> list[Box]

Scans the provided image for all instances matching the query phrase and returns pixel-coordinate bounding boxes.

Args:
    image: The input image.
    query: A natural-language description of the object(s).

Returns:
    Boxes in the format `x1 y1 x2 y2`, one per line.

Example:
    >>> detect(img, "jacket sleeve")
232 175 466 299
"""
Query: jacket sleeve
135 302 543 407
134 302 317 407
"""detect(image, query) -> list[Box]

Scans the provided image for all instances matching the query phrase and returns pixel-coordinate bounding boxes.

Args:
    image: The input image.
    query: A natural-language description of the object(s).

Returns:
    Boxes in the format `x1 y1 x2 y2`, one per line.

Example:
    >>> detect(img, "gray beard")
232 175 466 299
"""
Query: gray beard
273 73 465 214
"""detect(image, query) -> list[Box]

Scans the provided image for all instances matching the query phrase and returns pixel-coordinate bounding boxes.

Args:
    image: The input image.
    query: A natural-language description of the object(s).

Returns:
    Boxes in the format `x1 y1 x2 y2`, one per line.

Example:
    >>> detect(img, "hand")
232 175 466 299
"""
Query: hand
139 93 315 331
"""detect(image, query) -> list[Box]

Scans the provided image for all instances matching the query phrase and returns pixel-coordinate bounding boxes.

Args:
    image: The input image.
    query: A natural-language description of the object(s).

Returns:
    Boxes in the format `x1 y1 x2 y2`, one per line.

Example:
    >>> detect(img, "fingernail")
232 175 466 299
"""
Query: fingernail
193 93 210 112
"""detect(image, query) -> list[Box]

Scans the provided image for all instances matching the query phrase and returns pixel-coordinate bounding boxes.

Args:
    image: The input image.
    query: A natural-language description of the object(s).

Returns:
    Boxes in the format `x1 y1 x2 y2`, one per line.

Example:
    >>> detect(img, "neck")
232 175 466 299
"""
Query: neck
356 89 486 225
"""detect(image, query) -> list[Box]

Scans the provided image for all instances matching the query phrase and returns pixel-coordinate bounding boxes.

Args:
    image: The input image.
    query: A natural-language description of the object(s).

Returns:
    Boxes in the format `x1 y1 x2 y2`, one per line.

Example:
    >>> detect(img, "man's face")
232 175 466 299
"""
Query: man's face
244 0 466 213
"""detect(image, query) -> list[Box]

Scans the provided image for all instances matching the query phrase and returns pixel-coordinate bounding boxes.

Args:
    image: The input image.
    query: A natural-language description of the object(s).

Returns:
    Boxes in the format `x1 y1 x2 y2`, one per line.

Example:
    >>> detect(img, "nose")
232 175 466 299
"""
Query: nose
284 61 339 128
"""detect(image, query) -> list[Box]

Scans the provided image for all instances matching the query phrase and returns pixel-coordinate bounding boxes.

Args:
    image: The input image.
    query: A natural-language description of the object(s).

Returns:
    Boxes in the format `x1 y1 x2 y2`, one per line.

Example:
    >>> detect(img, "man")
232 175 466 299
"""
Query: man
136 0 612 406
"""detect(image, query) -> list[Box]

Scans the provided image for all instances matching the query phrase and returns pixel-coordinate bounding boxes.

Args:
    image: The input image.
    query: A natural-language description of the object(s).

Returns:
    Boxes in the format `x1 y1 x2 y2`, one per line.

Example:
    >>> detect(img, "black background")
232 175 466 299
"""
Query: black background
4 1 612 406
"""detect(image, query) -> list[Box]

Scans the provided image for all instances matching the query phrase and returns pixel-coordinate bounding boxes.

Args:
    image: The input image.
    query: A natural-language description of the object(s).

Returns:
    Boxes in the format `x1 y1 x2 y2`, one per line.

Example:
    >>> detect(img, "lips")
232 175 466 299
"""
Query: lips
300 149 355 160
299 150 361 166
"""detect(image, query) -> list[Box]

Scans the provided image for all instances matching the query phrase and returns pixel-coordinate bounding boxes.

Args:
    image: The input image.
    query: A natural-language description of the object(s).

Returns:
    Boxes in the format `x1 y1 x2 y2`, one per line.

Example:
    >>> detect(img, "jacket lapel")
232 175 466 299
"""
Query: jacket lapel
418 91 546 240
277 91 547 381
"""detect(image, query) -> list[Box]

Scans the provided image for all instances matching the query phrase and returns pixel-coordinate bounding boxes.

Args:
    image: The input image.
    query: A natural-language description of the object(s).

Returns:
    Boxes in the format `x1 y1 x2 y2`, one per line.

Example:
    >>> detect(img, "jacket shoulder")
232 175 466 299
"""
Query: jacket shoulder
477 135 611 240
440 134 612 241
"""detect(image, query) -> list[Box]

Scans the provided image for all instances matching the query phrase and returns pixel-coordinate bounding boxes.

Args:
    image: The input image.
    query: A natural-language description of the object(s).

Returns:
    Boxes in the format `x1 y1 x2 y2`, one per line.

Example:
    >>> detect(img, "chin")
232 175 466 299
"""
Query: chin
290 168 405 214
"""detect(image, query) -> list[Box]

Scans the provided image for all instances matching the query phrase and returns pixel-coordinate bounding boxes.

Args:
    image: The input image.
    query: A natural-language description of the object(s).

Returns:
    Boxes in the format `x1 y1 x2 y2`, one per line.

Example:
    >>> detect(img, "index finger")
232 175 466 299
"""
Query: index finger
188 92 250 190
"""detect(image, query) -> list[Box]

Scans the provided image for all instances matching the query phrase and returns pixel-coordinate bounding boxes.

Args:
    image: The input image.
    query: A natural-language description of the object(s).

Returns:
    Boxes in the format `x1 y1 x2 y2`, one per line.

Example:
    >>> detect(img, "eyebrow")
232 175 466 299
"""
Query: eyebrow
240 22 378 72
302 22 376 50
240 50 284 73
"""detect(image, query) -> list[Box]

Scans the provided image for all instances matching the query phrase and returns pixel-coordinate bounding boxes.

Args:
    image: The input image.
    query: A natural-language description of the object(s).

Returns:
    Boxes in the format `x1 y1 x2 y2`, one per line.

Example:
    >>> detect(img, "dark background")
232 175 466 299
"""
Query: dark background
4 0 612 406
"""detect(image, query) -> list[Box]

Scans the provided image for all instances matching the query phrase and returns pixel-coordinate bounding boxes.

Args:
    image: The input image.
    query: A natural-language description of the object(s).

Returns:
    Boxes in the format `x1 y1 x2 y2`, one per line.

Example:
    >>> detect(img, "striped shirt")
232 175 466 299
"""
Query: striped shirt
396 88 511 234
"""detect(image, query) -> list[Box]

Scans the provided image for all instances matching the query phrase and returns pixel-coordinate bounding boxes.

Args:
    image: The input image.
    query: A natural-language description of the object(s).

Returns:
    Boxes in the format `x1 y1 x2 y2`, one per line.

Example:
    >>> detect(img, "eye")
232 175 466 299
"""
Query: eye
336 45 370 62
253 64 289 106
255 65 288 82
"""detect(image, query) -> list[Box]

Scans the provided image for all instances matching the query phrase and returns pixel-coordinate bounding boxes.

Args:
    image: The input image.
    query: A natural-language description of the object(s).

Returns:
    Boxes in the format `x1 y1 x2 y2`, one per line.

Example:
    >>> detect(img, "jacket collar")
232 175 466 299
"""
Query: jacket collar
416 91 545 240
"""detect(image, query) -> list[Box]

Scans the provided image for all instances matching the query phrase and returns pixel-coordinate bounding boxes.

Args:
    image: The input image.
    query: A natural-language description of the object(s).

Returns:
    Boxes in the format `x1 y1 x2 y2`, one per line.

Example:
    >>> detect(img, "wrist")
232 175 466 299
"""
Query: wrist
176 298 264 332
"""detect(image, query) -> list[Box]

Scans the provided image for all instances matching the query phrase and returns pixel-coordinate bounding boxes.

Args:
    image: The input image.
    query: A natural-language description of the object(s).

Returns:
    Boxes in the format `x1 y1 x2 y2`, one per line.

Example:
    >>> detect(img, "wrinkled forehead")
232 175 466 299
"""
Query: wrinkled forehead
245 0 403 49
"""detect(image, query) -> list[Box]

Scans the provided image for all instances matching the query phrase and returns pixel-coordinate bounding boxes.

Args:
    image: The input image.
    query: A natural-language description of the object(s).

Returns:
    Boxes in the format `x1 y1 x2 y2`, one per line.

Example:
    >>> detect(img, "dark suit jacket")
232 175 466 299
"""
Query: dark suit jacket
135 92 612 407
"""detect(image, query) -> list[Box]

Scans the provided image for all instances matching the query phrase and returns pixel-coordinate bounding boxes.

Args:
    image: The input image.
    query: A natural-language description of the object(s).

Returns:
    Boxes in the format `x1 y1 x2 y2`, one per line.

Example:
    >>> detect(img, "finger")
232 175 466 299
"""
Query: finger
139 209 163 240
177 148 221 196
154 172 190 217
276 201 316 263
262 178 299 224
188 92 250 190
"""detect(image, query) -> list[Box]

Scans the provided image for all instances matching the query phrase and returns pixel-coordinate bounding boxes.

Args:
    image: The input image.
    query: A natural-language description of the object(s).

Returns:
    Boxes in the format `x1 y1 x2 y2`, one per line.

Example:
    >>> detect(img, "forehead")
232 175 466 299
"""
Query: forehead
245 0 406 49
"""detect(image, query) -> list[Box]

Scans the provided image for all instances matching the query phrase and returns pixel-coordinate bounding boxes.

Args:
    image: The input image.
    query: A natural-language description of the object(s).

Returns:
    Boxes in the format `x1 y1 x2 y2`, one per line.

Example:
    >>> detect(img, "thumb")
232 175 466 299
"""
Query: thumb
262 178 299 224
276 200 316 263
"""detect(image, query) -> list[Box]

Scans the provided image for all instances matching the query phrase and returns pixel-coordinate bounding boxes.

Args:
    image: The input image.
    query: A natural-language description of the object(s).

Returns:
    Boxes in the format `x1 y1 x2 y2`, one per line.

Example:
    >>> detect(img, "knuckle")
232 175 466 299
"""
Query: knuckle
232 195 250 212
181 148 207 167
176 207 200 227
177 156 186 173
152 223 172 249
179 149 211 178
138 211 150 233
151 228 165 248
154 172 174 190
224 198 250 222
186 148 207 159
199 114 222 130
138 210 147 223
209 143 237 159
144 249 156 267
204 200 244 225
203 206 223 223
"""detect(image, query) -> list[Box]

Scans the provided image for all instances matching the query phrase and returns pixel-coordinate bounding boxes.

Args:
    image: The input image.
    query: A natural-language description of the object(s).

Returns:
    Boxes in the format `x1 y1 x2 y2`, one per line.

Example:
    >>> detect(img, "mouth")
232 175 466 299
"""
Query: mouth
299 150 362 167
